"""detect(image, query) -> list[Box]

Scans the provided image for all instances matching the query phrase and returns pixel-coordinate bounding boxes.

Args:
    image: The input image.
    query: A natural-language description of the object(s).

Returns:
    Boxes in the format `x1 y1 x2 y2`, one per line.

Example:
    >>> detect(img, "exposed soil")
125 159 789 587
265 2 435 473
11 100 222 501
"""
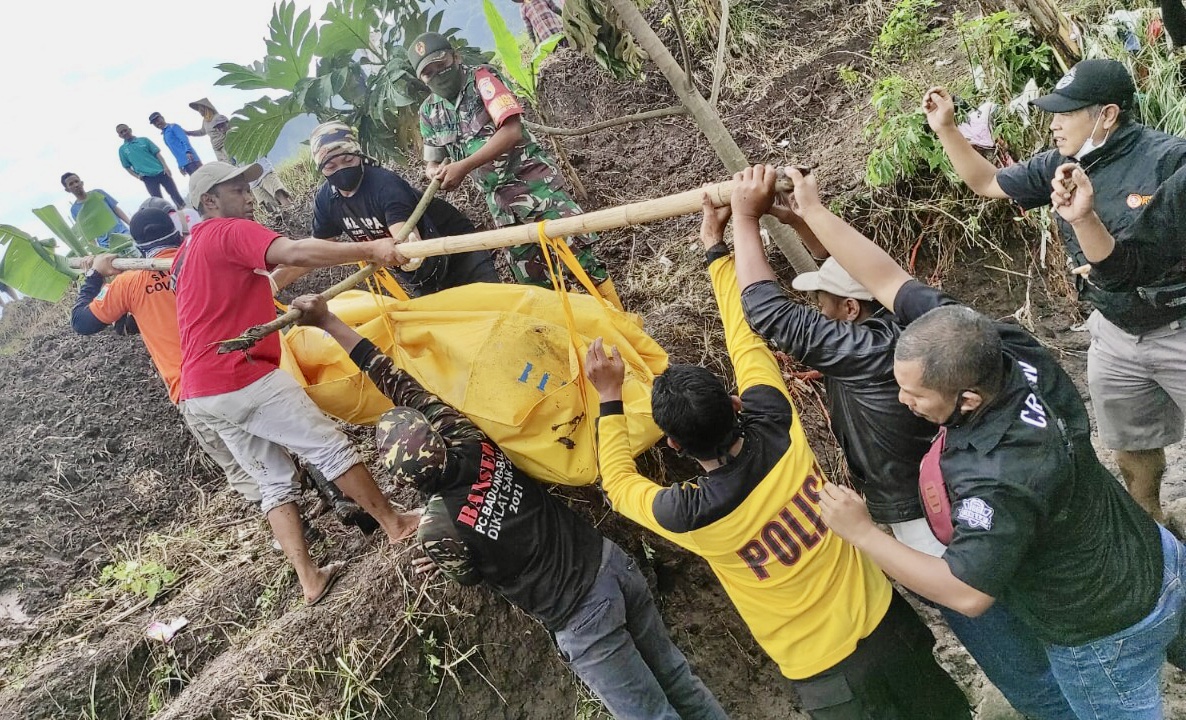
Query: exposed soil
2 0 1184 718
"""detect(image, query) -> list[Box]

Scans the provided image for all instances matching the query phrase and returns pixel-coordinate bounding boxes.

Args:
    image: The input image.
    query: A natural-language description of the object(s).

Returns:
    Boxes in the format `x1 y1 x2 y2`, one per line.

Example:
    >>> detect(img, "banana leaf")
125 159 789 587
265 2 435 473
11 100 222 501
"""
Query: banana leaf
0 225 76 302
75 193 118 244
31 205 89 257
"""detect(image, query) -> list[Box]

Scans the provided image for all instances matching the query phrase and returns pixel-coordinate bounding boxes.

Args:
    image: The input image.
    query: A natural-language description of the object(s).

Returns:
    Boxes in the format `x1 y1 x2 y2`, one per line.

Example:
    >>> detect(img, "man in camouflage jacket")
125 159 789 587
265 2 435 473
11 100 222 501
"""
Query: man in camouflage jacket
290 293 724 720
409 32 623 310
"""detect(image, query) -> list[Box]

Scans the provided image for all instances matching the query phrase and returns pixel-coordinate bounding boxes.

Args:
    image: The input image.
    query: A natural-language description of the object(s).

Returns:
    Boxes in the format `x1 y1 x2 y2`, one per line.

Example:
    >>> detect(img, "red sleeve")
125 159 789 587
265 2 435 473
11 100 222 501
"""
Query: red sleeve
474 67 523 128
88 275 132 325
219 219 283 271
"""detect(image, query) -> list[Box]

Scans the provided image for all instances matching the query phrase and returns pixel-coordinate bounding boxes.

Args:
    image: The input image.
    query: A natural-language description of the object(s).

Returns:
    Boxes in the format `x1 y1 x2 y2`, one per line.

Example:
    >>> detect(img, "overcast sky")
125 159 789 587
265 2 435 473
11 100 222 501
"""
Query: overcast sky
0 0 332 238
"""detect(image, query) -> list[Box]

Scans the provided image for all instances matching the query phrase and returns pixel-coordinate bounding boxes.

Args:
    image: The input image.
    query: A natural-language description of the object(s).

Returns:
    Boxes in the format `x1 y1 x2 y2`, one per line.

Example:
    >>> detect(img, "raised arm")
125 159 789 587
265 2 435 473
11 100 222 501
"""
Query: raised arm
922 87 1008 199
785 168 913 314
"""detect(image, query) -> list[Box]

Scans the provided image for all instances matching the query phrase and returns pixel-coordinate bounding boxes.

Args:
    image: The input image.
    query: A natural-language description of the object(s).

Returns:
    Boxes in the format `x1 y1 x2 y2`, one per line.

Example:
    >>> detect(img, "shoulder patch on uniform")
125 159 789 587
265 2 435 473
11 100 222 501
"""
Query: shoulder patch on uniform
95 285 109 301
477 75 497 100
954 498 994 530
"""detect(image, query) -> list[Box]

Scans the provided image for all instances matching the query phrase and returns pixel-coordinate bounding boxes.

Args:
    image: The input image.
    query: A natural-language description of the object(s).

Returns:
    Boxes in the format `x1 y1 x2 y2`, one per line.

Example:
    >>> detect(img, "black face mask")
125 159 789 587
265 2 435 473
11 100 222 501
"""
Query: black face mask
328 164 364 192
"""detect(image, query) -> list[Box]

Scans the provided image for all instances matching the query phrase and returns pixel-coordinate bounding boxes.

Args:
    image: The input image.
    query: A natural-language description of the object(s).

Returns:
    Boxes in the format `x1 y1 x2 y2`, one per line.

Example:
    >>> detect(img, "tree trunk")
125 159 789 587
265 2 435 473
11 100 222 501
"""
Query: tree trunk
1011 0 1081 70
604 0 817 275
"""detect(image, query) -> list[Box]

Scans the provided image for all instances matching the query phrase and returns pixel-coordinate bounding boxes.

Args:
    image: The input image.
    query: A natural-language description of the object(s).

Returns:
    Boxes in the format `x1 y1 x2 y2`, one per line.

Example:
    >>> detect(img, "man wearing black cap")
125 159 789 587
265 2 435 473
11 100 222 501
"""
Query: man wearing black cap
288 292 727 720
924 59 1186 524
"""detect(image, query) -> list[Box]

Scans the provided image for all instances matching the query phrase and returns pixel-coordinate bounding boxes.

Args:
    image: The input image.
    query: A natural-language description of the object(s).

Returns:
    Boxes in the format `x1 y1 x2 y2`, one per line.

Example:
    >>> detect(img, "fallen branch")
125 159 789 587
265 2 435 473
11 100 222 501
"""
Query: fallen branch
66 257 173 272
216 175 443 354
523 105 687 137
709 0 731 107
664 0 696 87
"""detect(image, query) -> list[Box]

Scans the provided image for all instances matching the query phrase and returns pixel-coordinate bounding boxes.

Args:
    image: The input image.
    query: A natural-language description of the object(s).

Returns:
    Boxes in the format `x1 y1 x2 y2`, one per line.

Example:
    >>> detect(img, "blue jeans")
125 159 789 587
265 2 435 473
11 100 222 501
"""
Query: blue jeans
1045 526 1186 719
554 539 727 720
940 603 1076 720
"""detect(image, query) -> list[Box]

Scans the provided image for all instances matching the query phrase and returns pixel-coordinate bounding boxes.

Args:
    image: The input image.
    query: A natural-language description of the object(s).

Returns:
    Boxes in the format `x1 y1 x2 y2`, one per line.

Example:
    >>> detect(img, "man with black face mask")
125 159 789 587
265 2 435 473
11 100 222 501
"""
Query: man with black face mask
409 32 624 310
269 121 498 296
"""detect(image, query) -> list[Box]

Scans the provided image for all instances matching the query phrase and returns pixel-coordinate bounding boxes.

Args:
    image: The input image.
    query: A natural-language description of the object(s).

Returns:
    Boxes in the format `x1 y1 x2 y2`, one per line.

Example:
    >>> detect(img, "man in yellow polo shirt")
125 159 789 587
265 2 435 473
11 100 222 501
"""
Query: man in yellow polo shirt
585 173 970 719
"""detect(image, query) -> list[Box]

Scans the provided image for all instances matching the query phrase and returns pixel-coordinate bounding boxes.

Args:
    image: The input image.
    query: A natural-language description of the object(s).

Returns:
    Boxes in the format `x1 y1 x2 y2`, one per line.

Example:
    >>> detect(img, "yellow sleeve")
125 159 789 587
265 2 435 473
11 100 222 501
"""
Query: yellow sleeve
596 413 666 533
708 254 789 396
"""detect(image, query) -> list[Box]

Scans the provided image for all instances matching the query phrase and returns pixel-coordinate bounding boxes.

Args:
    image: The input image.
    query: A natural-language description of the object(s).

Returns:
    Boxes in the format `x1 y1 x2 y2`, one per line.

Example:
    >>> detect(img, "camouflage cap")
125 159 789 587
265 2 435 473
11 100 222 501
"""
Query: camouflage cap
408 32 455 76
376 407 447 489
309 121 363 170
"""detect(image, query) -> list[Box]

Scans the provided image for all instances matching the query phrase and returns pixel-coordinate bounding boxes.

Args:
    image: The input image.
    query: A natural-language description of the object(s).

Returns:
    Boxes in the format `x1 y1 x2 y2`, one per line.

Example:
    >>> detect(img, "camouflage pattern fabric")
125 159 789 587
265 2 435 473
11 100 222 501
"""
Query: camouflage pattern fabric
376 406 448 488
418 64 608 288
417 494 481 585
310 121 363 169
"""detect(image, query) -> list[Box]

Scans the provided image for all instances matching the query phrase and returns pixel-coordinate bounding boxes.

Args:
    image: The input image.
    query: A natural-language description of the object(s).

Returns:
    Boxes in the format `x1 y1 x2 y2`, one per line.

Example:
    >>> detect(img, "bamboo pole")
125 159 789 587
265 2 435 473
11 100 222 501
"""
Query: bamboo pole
66 257 173 271
215 175 444 354
394 175 795 260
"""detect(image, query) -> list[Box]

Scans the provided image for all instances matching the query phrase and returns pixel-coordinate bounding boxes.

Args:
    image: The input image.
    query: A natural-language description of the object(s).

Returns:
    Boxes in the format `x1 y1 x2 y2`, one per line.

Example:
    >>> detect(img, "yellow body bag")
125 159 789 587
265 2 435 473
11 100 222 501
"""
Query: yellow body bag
278 285 667 486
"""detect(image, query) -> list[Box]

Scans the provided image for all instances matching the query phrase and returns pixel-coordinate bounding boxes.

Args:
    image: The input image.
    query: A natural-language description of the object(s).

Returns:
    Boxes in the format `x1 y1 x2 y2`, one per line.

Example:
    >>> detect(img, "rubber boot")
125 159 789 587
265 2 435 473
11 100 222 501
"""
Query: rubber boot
304 464 380 534
597 277 625 311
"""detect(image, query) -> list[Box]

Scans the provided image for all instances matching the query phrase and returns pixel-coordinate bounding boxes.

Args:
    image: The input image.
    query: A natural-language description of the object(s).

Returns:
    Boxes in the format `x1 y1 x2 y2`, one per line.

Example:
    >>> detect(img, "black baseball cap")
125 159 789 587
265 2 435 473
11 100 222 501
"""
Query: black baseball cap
1032 59 1136 113
129 208 181 256
408 32 455 76
148 111 163 122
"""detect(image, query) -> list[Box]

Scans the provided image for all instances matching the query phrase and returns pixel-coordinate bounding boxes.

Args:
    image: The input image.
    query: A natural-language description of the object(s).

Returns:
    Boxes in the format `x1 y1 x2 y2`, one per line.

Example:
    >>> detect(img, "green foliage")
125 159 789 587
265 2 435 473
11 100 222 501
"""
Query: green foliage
484 0 563 106
861 10 1057 187
0 225 76 302
218 0 487 165
32 205 88 257
873 0 939 60
276 148 323 201
98 559 177 603
837 64 861 88
957 11 1055 95
864 75 953 187
1084 17 1186 137
679 0 785 56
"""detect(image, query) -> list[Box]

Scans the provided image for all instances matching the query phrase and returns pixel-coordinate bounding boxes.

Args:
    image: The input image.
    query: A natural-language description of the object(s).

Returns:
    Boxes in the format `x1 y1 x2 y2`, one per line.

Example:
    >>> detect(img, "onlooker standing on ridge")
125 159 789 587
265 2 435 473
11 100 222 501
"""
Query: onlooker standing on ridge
172 161 421 604
116 123 186 209
150 112 202 176
512 0 567 47
186 97 233 164
409 32 622 309
249 157 293 211
61 172 130 248
290 292 729 720
924 59 1186 523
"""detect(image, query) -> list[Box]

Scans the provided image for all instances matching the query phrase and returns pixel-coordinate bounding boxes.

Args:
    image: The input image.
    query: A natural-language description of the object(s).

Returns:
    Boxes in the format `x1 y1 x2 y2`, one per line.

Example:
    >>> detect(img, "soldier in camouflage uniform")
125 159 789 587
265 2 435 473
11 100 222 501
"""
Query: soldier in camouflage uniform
291 293 725 720
409 32 624 310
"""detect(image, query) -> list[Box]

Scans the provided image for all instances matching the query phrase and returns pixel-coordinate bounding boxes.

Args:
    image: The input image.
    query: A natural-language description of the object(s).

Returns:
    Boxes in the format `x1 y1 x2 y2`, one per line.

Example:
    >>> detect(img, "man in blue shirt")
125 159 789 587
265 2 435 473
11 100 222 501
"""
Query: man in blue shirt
149 112 202 176
61 172 130 248
116 123 185 209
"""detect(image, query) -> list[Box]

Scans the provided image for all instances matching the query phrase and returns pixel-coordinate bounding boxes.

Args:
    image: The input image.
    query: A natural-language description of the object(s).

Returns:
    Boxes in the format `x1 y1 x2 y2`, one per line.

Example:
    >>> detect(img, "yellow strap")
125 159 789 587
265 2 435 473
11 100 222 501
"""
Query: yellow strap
535 221 606 303
357 263 408 345
537 224 592 430
273 298 288 312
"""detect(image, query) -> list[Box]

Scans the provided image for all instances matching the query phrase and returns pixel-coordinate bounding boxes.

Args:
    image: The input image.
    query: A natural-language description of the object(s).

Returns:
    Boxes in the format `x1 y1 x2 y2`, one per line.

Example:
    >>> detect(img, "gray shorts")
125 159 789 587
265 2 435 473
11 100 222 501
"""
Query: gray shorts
182 370 362 513
1086 310 1186 451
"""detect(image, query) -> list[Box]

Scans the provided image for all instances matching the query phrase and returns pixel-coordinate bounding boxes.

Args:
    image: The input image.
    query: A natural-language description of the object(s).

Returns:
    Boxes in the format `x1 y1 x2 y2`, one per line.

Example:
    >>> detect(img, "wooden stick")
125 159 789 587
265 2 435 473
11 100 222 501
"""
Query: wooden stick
66 257 173 271
523 106 687 137
394 175 795 260
215 175 444 354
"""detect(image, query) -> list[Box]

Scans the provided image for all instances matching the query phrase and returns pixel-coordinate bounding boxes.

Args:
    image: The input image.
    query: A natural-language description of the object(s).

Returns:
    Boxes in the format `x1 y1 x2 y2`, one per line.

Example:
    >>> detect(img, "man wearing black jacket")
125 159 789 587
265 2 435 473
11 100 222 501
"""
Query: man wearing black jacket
290 294 726 720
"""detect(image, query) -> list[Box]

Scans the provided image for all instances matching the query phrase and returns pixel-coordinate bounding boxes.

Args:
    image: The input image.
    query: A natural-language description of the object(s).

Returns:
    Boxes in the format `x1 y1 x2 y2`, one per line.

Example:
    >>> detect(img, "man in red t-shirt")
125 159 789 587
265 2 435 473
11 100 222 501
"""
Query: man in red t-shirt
72 208 263 506
174 161 419 604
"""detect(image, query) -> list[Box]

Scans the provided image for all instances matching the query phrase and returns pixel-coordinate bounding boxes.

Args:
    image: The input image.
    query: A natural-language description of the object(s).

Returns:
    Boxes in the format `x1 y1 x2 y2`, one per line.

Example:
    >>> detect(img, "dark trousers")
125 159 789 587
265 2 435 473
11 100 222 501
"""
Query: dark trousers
789 591 971 720
397 250 499 297
142 173 185 208
181 159 202 175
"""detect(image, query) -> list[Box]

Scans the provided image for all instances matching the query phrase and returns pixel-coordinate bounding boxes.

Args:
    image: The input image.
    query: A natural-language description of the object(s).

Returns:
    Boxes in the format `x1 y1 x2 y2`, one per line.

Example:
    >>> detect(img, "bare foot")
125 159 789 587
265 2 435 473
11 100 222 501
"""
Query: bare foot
305 561 346 605
386 508 424 544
